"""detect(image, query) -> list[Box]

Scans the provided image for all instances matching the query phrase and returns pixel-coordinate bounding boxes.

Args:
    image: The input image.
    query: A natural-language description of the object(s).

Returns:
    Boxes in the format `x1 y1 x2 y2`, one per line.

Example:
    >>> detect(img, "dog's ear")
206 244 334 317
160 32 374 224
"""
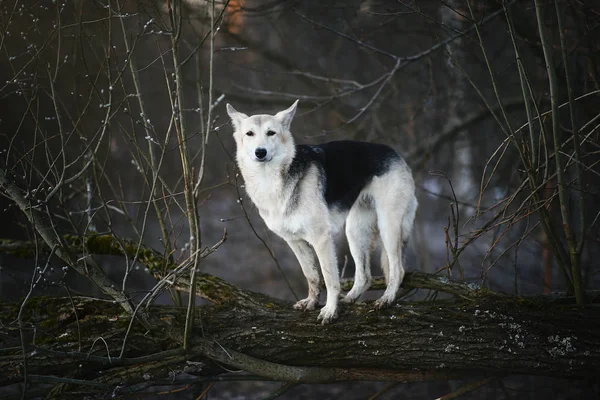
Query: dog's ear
274 100 298 132
226 103 248 132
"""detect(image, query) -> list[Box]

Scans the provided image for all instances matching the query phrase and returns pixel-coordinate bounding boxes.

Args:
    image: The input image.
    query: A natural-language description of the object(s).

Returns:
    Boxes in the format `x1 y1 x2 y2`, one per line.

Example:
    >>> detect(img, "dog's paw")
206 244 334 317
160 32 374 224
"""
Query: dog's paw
294 297 318 311
341 294 358 304
373 295 394 310
317 304 338 325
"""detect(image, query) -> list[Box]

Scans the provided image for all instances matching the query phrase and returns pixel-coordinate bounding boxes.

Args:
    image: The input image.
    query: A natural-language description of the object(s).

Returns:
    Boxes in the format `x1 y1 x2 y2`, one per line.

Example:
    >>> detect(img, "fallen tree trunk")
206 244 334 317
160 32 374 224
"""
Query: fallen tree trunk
1 271 599 399
1 236 599 398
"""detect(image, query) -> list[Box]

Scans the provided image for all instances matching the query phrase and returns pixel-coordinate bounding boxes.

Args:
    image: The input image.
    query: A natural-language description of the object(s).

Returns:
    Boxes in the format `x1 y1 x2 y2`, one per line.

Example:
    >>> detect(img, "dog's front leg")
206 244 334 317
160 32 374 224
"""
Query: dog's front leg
287 239 320 311
311 234 340 324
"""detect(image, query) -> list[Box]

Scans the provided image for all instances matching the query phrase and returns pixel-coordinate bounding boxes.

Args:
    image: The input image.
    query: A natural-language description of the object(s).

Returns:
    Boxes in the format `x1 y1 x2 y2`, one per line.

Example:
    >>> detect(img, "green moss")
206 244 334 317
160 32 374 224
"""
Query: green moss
1 305 19 323
63 234 176 274
472 287 498 299
512 295 545 308
40 318 58 329
1 233 194 280
0 297 76 344
23 296 61 319
197 274 243 304
198 280 223 300
0 239 38 259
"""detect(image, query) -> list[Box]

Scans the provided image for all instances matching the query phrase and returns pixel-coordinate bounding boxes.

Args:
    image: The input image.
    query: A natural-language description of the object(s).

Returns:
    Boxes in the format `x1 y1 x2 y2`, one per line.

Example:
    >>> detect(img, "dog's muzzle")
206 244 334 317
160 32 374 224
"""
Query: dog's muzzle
254 148 268 162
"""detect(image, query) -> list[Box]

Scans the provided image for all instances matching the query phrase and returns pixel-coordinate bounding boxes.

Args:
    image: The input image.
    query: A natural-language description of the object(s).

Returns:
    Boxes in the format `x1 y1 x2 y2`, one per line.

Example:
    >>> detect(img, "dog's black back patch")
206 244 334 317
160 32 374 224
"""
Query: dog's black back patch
288 141 401 211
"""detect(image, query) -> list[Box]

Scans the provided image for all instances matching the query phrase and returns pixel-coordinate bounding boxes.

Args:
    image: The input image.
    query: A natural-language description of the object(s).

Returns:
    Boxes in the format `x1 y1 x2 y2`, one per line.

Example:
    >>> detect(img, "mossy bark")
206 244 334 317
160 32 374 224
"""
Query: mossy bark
1 235 599 398
1 289 599 399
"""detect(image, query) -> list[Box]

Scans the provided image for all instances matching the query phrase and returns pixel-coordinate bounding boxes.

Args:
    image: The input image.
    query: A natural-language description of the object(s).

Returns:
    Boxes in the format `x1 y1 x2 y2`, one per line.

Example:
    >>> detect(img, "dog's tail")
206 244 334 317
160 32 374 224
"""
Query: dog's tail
401 194 418 246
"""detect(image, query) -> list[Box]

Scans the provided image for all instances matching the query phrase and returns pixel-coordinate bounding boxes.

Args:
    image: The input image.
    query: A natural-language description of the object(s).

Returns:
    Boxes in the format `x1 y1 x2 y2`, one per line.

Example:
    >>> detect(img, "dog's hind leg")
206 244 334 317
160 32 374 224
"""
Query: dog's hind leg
342 202 377 304
288 240 321 311
374 210 405 310
372 165 417 309
373 178 415 310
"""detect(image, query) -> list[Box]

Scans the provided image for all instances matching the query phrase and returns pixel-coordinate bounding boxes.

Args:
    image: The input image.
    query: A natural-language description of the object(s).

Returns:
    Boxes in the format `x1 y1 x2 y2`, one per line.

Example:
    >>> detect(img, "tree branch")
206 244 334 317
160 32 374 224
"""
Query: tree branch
0 170 135 316
0 235 492 302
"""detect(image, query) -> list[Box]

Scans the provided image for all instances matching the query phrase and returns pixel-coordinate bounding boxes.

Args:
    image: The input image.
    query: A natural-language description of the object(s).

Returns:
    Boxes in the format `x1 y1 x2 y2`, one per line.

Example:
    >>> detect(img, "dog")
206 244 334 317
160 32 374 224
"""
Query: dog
227 100 418 324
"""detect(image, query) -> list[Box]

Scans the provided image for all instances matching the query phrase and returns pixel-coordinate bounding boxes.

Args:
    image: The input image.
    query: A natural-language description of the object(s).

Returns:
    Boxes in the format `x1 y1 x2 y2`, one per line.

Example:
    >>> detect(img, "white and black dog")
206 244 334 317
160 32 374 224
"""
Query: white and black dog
227 100 418 324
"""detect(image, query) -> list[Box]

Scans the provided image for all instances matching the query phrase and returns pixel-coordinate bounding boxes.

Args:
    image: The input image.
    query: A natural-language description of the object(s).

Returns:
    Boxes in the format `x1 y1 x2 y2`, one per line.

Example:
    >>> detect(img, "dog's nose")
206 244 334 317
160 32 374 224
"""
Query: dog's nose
255 148 267 160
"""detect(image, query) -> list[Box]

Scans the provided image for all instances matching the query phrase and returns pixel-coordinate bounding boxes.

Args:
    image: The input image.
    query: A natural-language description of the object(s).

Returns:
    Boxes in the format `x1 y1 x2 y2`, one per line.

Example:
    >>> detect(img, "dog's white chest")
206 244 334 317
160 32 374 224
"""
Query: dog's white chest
245 185 312 240
260 208 310 240
241 162 331 241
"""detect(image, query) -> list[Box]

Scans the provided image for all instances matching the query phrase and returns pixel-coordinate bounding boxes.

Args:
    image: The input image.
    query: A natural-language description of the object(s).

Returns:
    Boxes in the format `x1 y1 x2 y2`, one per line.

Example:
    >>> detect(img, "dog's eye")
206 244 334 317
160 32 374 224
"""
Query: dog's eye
246 131 254 137
266 130 276 136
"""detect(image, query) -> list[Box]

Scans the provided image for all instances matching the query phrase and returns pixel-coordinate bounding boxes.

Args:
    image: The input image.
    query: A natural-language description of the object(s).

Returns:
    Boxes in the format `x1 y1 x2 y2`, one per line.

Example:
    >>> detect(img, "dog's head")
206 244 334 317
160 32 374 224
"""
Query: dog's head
226 101 298 164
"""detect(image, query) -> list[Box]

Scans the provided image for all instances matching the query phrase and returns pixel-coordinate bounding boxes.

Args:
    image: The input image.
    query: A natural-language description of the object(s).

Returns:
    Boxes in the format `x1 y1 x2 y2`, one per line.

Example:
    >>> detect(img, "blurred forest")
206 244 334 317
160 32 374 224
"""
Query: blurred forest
1 0 599 399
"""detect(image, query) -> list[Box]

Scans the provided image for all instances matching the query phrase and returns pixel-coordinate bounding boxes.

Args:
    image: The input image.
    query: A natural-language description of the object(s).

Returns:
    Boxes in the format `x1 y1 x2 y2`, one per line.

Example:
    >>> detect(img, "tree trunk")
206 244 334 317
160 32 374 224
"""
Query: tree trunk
1 271 599 399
